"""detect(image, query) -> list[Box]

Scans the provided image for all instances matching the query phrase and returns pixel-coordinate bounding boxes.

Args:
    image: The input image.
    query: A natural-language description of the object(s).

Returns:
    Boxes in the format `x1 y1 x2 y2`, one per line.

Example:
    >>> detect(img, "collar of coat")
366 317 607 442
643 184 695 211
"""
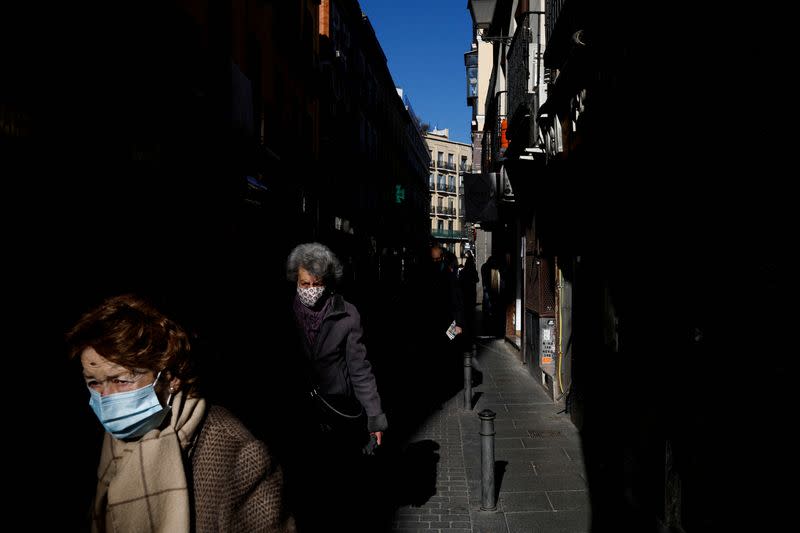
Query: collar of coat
326 293 347 317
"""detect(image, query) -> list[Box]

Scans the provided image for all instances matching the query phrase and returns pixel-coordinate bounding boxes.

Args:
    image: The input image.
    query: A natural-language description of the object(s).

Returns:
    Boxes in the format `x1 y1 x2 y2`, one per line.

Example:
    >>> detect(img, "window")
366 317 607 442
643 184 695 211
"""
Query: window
460 155 468 171
437 151 444 166
448 175 455 191
437 196 443 208
429 173 435 188
465 52 478 100
448 220 453 231
467 66 478 98
448 199 454 214
438 174 445 189
448 153 454 167
437 220 444 232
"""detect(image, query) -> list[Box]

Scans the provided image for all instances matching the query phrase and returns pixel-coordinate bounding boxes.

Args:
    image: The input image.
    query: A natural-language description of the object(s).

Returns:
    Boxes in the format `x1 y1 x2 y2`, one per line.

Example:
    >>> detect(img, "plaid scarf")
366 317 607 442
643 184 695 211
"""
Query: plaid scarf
92 391 207 533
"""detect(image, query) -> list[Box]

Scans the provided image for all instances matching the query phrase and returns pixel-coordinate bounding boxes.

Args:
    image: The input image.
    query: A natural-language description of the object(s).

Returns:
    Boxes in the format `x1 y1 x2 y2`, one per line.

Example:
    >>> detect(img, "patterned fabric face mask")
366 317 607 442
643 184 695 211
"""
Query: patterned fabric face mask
298 285 326 308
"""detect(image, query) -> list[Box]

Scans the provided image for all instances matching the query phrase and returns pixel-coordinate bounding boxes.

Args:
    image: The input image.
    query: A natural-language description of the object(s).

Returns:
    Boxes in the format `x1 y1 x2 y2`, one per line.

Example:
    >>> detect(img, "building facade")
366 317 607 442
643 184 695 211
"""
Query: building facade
424 129 474 259
318 0 430 301
464 1 792 531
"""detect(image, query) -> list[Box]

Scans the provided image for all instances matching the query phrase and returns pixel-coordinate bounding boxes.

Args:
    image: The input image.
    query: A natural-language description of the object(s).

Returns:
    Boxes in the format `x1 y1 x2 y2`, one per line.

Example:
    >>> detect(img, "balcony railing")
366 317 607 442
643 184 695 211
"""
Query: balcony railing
435 206 456 216
507 8 545 159
431 228 469 240
546 0 567 45
508 11 541 118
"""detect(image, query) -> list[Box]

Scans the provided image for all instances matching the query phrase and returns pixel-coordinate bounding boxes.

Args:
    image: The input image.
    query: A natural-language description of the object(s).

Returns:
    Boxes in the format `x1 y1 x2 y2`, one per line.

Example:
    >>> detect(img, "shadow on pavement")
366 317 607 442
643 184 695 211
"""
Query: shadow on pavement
386 439 441 508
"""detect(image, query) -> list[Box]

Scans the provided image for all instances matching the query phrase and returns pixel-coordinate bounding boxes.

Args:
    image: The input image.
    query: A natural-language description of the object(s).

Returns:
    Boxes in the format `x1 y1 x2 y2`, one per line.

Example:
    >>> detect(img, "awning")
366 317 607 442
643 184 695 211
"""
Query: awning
463 172 498 223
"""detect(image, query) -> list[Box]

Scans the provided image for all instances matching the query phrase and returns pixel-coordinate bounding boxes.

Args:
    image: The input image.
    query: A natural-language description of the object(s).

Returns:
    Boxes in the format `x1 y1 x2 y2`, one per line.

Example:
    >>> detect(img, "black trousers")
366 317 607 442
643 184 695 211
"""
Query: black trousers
291 410 383 532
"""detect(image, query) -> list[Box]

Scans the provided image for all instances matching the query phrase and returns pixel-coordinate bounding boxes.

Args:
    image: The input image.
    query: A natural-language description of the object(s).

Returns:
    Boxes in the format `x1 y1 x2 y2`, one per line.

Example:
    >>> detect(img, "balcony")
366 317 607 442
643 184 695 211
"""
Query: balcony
544 0 581 68
432 228 469 240
506 7 546 162
546 0 568 46
508 10 543 119
487 91 508 165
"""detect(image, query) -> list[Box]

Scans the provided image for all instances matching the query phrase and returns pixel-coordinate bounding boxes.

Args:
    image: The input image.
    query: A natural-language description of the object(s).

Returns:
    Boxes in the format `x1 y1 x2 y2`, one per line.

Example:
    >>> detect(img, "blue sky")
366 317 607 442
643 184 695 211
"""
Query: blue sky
359 0 473 144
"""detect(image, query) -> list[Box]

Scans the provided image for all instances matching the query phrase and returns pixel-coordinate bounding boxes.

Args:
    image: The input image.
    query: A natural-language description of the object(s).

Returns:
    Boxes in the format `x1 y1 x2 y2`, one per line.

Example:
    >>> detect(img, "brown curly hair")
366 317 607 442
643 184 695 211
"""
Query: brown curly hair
65 293 199 397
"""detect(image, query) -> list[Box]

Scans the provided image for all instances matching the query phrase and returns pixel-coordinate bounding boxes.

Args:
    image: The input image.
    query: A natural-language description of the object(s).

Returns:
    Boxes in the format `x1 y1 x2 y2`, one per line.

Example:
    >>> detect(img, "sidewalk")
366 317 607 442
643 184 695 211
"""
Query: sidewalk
391 339 590 532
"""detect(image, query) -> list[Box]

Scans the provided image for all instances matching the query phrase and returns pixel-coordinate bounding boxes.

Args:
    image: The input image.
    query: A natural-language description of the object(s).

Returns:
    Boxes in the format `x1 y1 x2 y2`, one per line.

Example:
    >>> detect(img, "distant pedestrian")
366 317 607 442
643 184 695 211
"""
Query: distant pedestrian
417 241 465 394
459 250 479 317
426 242 464 342
481 255 503 337
481 255 495 319
458 250 482 384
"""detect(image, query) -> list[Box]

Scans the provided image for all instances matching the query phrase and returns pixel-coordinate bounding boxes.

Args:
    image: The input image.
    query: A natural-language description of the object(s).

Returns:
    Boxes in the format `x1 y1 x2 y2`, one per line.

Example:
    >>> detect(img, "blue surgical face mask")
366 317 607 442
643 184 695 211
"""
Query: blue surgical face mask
88 371 171 440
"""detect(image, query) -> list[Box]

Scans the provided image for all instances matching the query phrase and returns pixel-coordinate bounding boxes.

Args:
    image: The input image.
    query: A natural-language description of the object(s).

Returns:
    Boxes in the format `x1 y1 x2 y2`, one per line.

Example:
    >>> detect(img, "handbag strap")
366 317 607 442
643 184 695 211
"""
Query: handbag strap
310 388 364 419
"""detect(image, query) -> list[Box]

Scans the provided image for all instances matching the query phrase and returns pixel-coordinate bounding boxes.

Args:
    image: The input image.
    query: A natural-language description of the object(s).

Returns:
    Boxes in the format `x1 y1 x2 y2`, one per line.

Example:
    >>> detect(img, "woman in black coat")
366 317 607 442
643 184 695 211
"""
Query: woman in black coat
284 242 388 531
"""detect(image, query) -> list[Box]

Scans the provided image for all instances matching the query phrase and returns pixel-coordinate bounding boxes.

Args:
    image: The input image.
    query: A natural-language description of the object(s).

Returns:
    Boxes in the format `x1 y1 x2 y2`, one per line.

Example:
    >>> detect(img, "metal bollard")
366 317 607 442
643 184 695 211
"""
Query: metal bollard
479 409 497 511
463 351 472 410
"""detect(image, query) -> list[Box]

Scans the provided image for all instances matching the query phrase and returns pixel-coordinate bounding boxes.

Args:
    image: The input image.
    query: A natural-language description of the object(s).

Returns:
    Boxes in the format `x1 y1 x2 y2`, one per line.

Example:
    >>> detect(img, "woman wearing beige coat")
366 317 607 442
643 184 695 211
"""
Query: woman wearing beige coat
67 293 295 532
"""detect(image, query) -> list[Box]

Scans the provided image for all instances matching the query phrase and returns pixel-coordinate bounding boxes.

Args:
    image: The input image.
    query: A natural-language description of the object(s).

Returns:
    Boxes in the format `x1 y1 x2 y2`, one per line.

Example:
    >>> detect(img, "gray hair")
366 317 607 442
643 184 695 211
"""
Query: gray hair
286 242 344 285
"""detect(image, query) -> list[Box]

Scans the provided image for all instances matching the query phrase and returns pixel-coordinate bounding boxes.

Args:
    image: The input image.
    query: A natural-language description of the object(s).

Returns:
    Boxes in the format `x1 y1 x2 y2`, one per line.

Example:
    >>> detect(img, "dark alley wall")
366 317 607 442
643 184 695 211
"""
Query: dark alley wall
533 2 795 531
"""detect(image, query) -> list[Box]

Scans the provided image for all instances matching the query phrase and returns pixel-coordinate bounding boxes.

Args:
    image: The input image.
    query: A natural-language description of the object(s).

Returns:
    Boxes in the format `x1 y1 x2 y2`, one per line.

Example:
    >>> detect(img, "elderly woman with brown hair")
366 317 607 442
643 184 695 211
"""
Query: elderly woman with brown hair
66 293 295 533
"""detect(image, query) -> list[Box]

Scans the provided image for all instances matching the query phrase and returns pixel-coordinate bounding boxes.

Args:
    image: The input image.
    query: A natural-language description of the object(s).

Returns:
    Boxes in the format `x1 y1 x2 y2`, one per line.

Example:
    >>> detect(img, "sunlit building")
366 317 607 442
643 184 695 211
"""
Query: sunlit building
423 129 474 259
